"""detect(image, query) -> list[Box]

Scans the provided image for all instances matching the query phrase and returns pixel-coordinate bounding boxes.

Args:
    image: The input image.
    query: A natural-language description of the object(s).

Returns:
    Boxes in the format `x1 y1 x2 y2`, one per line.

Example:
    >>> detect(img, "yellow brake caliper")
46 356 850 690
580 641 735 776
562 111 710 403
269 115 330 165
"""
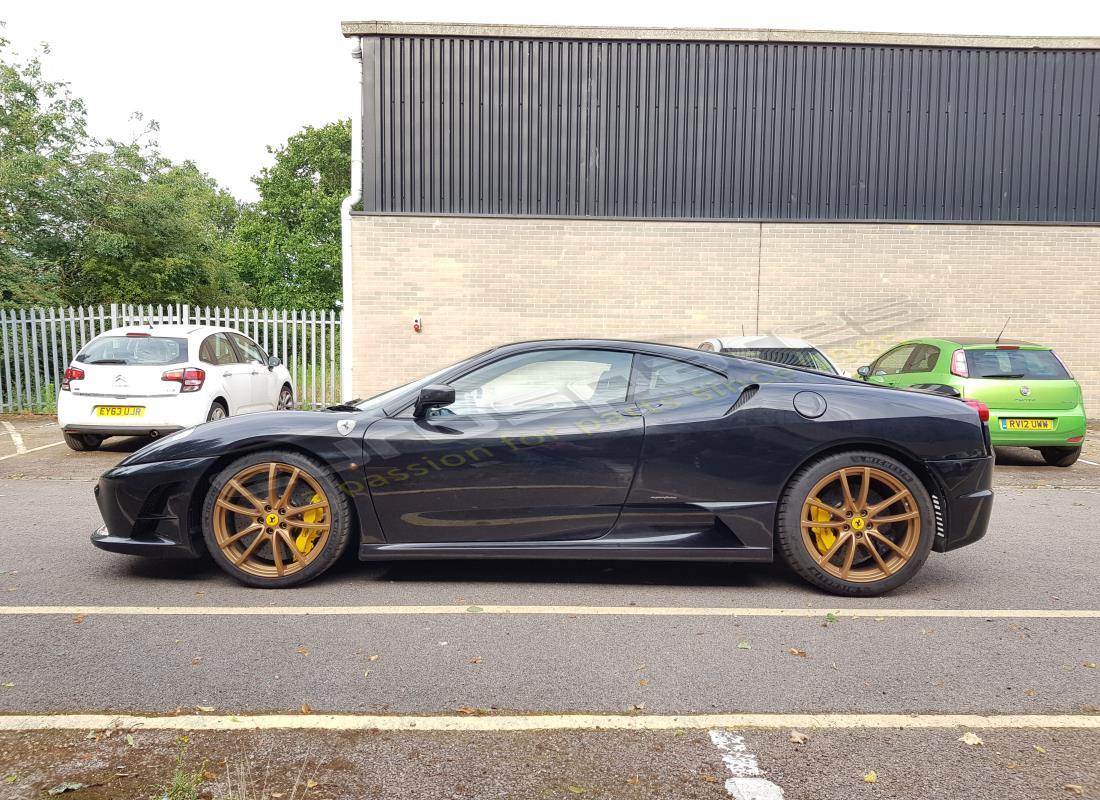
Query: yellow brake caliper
810 505 836 554
295 493 324 554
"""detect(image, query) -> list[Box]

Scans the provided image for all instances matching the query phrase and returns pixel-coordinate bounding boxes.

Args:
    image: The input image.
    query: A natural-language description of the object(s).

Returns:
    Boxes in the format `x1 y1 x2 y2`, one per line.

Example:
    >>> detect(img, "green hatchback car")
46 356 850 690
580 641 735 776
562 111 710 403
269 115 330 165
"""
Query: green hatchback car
858 338 1086 466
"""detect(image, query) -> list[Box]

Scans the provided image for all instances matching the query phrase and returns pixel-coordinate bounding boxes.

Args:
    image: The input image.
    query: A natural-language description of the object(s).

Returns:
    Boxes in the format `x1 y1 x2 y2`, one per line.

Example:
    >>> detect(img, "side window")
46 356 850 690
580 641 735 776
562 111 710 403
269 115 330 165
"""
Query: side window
230 333 267 364
871 345 916 376
902 344 940 374
445 349 633 415
199 334 237 366
633 355 731 403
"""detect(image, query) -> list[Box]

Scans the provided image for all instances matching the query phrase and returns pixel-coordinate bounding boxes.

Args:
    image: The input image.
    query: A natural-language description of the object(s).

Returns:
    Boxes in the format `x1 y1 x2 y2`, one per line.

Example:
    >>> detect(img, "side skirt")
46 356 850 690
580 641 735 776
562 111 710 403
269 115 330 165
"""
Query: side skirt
358 529 773 563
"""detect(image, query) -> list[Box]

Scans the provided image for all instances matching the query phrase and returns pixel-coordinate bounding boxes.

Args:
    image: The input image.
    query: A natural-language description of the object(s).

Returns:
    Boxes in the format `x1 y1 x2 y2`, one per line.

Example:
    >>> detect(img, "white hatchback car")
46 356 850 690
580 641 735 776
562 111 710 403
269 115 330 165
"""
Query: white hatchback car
57 325 295 451
698 334 845 375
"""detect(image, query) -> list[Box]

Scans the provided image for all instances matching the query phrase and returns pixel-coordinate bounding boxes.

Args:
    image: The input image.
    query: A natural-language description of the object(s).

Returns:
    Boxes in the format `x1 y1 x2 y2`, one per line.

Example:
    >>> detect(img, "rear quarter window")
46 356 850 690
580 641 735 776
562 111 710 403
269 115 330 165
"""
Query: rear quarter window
76 336 188 366
633 355 732 403
965 349 1071 380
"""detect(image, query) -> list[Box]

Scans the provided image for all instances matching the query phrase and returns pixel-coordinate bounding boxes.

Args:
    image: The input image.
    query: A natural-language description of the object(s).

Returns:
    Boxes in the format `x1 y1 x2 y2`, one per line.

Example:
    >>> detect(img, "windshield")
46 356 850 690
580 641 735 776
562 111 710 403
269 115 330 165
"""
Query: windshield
720 347 837 374
76 336 188 366
353 348 496 414
965 348 1071 380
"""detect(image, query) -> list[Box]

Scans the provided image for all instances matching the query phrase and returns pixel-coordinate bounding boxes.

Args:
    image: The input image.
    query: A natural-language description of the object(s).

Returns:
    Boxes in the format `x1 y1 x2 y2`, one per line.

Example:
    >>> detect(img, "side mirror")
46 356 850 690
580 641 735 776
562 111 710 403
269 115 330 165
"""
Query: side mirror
856 366 871 378
266 355 281 370
414 384 455 418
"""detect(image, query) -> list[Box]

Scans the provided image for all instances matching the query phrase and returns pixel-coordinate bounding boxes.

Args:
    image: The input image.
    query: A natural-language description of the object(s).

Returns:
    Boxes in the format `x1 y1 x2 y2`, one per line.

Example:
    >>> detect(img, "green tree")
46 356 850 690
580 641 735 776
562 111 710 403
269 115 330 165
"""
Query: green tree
1 31 244 308
71 132 244 306
0 34 87 305
232 121 350 309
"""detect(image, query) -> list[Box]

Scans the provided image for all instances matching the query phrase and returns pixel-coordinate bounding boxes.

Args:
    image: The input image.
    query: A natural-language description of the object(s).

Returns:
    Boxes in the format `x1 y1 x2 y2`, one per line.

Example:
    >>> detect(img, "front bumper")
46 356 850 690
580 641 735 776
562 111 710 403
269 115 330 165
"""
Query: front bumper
927 455 995 552
91 455 217 559
91 524 198 558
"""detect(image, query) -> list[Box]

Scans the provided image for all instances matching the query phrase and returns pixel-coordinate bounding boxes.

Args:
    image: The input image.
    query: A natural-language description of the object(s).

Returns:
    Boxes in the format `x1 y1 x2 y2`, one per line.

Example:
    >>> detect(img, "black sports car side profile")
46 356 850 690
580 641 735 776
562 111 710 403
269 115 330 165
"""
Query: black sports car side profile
92 339 994 596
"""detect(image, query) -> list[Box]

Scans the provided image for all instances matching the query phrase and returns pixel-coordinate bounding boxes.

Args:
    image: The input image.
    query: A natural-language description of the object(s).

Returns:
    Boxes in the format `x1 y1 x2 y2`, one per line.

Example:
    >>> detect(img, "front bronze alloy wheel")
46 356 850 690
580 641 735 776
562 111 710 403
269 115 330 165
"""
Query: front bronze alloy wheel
777 451 935 596
202 450 351 587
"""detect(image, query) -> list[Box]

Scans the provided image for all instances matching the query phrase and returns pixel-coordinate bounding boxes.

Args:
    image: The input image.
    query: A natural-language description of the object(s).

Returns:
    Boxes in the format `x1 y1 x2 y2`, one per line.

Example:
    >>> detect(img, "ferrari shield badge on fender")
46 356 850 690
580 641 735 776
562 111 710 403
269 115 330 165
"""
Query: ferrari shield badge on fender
337 419 356 436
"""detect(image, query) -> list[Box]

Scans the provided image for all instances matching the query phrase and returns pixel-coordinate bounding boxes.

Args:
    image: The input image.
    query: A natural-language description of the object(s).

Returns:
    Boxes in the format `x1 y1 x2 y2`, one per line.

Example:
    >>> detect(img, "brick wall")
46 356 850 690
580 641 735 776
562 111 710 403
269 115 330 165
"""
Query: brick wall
349 216 1100 413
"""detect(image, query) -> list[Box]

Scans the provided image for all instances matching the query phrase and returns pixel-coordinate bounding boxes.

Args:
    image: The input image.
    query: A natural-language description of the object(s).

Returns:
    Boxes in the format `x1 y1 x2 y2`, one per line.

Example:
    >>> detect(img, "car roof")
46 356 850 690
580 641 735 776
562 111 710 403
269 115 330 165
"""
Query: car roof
901 336 1044 348
99 324 242 339
703 334 819 349
491 338 710 358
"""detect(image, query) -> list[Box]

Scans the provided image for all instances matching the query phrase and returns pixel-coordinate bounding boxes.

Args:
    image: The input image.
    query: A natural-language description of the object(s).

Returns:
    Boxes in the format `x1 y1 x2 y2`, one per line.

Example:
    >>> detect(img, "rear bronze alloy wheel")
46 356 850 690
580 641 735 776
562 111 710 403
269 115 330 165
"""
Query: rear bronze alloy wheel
776 451 935 596
201 450 352 587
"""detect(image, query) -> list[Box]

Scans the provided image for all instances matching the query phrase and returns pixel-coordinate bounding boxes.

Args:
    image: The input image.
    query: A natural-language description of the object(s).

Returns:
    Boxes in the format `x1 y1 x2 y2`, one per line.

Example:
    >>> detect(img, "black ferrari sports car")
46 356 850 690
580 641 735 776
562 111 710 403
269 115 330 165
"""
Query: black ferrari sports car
92 339 994 596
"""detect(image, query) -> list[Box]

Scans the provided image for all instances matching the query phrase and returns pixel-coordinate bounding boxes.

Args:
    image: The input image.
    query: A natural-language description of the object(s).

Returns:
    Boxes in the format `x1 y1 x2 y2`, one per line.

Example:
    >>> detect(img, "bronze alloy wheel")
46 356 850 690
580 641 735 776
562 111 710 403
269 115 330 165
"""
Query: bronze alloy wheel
799 466 921 584
211 461 332 579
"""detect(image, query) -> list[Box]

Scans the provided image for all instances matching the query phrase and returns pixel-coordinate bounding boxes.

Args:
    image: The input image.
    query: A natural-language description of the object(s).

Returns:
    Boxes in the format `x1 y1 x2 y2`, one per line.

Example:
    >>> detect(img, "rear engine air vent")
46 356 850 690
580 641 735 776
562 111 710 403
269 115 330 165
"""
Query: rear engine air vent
731 384 759 411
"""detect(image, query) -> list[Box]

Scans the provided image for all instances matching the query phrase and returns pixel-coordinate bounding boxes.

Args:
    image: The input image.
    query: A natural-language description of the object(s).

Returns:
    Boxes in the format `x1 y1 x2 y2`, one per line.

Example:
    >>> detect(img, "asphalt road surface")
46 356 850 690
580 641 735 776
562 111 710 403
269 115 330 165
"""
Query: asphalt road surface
0 416 1097 800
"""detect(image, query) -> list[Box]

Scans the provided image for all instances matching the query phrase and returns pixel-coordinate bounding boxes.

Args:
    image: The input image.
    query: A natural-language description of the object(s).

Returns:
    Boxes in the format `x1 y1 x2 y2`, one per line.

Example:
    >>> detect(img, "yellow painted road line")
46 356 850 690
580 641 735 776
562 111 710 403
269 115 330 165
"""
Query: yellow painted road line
0 713 1096 732
0 605 1098 618
0 440 64 461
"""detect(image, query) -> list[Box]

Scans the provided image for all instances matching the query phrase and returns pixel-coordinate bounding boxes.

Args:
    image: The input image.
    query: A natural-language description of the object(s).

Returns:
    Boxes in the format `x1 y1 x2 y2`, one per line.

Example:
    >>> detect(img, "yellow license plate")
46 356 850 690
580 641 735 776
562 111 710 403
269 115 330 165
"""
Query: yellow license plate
95 406 145 417
1001 418 1053 430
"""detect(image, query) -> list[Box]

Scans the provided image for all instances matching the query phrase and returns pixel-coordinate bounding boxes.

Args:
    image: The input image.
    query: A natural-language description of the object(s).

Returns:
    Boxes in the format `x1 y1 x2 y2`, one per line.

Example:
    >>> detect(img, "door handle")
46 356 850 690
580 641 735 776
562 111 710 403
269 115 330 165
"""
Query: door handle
619 406 644 417
250 370 259 376
222 372 232 378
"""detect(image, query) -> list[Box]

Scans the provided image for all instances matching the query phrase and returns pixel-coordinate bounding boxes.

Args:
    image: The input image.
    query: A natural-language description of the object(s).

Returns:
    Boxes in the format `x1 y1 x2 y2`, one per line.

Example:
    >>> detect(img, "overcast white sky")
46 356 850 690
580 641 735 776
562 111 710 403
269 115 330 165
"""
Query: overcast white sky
4 0 1099 201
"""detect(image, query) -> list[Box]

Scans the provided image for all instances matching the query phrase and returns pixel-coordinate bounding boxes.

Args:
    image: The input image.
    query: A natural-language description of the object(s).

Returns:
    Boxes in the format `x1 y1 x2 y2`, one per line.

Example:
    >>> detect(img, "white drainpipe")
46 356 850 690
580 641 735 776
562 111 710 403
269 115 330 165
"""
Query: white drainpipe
340 36 363 401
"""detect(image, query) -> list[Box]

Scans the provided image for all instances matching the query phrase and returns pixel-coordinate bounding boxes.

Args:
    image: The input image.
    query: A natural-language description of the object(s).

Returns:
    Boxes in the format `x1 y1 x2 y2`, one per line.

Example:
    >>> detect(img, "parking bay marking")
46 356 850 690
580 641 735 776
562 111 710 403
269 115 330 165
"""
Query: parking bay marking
0 712 1097 733
1 421 26 454
0 605 1098 618
0 440 64 461
710 729 785 800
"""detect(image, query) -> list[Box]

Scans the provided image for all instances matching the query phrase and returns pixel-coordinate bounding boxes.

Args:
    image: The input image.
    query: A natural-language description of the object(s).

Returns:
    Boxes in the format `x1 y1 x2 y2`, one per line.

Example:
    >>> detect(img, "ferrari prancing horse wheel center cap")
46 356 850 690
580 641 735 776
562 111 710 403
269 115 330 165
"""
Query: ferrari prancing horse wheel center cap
851 516 867 531
265 512 281 527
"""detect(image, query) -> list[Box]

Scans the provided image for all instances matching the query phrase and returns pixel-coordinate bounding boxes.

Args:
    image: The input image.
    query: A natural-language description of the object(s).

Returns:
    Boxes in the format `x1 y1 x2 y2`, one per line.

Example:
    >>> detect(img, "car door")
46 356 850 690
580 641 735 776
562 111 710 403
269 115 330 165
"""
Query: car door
362 348 644 543
199 333 252 415
228 333 276 412
890 344 943 389
865 344 917 387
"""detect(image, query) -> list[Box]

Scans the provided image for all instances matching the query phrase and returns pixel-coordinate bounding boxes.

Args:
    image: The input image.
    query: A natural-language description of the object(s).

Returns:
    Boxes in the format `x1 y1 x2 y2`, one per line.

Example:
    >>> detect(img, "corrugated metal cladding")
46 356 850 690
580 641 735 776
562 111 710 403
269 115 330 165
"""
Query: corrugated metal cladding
360 36 1100 222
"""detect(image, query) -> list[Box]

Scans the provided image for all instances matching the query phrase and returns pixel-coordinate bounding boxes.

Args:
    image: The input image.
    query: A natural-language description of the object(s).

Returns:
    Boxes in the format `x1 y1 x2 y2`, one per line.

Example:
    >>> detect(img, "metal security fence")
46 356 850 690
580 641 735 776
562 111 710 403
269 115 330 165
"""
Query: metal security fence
0 304 341 413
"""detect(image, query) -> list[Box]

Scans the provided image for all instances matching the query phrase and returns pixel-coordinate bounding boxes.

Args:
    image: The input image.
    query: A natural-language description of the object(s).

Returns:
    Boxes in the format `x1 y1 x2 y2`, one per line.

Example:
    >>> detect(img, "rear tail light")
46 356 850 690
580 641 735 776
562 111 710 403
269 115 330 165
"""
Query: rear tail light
162 367 206 393
950 349 969 378
125 332 151 337
963 399 990 422
995 344 1019 349
61 366 85 391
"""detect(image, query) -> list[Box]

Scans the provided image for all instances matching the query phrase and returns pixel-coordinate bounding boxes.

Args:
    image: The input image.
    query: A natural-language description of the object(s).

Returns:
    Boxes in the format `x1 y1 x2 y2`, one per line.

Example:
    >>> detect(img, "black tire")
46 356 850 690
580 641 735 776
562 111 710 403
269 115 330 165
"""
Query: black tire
207 401 228 422
277 385 294 410
63 432 102 452
1040 446 1080 468
775 450 936 597
201 450 353 588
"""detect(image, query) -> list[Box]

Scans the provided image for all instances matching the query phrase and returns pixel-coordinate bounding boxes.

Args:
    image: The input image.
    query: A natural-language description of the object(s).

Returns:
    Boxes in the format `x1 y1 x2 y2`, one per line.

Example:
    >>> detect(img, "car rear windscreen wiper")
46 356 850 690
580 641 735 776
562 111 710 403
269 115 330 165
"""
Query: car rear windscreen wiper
980 373 1025 378
88 358 128 364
